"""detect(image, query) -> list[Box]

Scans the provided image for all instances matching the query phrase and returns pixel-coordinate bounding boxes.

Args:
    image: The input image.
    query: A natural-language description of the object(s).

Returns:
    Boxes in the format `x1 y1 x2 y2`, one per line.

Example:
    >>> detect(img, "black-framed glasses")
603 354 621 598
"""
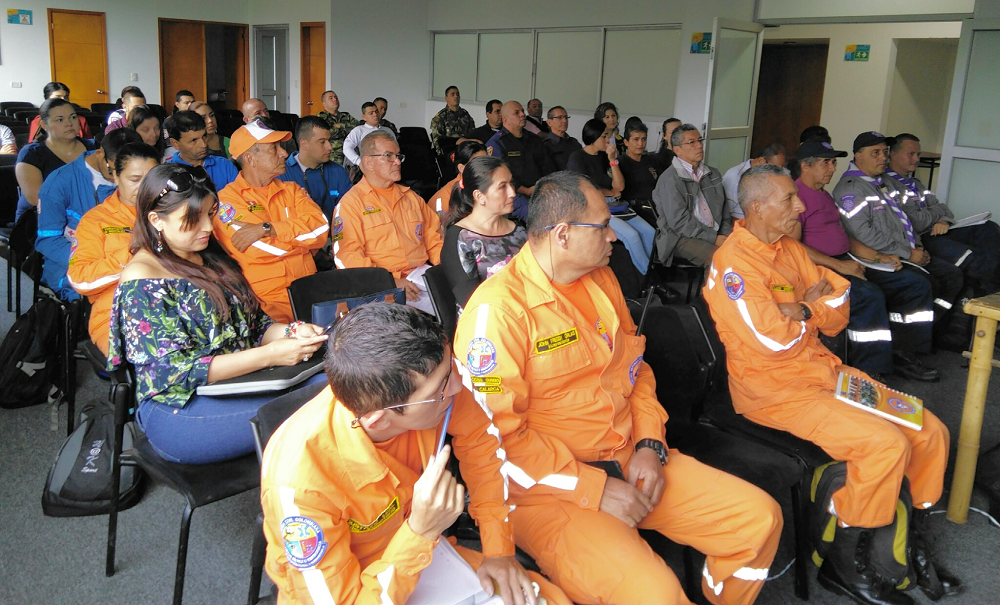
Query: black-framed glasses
544 221 611 231
365 152 406 163
350 367 453 428
153 166 210 205
679 138 705 146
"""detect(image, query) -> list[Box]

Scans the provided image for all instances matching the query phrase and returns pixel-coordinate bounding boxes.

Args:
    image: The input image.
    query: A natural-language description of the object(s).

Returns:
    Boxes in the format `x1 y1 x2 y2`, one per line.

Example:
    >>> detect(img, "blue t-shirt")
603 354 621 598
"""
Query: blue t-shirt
15 138 95 220
168 153 239 192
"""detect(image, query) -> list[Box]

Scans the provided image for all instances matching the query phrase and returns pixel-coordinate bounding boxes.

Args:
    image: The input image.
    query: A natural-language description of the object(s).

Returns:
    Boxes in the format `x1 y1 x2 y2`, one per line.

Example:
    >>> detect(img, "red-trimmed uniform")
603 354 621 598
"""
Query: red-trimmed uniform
703 221 949 528
453 243 782 605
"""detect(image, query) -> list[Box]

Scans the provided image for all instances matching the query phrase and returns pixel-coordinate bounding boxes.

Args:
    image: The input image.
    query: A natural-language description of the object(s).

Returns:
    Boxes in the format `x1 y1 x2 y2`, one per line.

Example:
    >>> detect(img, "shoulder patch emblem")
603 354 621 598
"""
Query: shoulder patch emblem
487 146 494 155
534 328 579 354
723 271 745 301
467 337 498 376
281 516 329 569
218 203 236 224
415 224 423 242
629 356 642 386
347 497 400 533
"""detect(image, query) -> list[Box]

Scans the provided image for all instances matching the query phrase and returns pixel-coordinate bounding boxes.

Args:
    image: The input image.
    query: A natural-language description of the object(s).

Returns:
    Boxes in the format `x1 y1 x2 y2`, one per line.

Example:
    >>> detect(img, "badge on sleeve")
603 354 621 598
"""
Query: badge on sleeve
723 271 745 300
467 337 498 376
840 195 855 212
415 224 423 242
332 217 344 242
218 203 236 224
629 356 642 386
280 516 328 569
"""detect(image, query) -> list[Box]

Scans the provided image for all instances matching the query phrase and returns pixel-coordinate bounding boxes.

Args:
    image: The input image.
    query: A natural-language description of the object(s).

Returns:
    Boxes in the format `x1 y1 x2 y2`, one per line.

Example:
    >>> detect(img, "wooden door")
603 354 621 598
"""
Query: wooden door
751 43 829 157
160 20 207 106
300 23 326 116
48 10 109 108
226 26 250 110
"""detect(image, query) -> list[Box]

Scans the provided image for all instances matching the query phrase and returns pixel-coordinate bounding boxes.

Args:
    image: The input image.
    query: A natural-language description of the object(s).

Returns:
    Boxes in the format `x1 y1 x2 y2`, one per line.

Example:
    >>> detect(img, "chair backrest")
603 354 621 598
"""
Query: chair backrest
90 102 118 115
398 126 431 149
424 264 457 339
631 305 709 423
286 267 396 322
0 165 19 224
15 133 29 149
249 379 327 462
14 109 40 124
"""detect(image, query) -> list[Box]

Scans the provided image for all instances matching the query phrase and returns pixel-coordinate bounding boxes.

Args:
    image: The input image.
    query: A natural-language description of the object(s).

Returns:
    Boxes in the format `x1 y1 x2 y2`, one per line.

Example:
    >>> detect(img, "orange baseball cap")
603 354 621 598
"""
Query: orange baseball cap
229 119 292 158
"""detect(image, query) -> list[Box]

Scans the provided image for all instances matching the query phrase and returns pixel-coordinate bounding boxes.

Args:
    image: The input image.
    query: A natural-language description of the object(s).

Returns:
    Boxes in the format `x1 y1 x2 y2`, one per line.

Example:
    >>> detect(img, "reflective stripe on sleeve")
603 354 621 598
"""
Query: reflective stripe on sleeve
66 272 120 291
295 223 330 241
376 565 395 605
732 566 770 581
824 285 850 309
954 250 972 267
703 565 724 596
934 298 953 310
839 200 869 219
278 486 336 605
735 299 805 352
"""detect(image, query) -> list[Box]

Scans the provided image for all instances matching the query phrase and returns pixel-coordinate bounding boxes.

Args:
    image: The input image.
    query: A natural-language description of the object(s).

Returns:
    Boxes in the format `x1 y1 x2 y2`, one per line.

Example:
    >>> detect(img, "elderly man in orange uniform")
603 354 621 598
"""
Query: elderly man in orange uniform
453 171 782 605
213 120 329 323
261 303 570 605
333 130 443 308
703 164 954 605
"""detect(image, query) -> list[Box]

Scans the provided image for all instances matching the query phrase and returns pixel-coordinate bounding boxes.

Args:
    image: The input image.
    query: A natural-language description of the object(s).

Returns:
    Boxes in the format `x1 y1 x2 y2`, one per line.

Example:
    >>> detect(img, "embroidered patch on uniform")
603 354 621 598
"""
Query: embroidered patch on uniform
771 284 795 292
507 151 521 157
487 146 494 155
534 328 579 354
347 497 400 533
332 217 344 234
246 203 266 213
362 206 381 215
467 337 498 376
101 226 131 235
888 398 917 414
629 356 642 386
839 195 855 212
723 272 745 300
218 203 236 224
415 224 423 242
471 375 502 393
281 516 328 569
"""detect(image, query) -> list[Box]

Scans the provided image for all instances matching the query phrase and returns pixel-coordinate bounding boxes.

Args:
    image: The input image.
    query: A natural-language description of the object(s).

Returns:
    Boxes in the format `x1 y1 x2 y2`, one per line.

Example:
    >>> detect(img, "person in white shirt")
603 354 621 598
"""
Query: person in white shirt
722 142 786 219
343 102 395 168
0 124 16 154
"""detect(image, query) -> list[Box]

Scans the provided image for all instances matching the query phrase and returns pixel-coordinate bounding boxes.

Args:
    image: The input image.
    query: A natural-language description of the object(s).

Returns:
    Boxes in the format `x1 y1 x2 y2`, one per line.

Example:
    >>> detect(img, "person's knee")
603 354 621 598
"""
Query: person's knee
867 425 912 467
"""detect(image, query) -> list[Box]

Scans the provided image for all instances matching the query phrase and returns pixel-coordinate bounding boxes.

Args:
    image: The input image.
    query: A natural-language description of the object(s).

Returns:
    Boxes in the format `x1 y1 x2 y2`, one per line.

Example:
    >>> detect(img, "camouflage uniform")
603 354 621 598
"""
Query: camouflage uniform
379 118 399 138
429 106 475 155
318 110 359 166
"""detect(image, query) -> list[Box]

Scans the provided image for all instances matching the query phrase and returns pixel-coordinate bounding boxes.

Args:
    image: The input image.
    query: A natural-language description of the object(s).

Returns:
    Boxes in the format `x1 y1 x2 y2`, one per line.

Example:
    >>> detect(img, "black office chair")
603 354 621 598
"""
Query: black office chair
105 365 263 605
14 109 40 124
423 264 457 339
286 267 396 323
245 380 328 605
90 102 118 116
3 208 41 316
1 101 34 116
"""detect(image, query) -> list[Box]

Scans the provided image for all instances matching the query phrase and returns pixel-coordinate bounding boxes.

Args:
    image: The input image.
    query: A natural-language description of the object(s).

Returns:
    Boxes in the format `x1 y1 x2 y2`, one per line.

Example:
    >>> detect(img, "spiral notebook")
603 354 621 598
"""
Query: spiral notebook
834 372 924 431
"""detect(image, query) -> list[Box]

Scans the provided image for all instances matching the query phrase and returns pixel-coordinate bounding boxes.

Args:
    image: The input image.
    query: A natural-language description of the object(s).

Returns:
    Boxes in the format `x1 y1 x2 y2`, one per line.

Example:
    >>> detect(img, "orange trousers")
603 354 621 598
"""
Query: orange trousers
253 278 295 324
454 541 573 605
744 395 949 528
510 452 782 605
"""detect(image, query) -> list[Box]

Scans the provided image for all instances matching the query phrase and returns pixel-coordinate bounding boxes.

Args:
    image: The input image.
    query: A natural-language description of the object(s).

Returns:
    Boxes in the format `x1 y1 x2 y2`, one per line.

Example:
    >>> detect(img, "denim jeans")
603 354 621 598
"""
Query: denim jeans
609 215 655 274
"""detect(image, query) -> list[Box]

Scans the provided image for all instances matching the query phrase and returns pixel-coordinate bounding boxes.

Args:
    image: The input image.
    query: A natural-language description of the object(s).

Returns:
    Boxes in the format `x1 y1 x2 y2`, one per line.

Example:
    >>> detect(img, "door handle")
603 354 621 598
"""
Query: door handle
306 101 313 105
97 89 105 95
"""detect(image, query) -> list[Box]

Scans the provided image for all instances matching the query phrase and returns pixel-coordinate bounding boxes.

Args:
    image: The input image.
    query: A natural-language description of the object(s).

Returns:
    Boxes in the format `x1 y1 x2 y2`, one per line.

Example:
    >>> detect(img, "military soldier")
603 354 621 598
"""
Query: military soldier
430 85 475 156
317 90 358 166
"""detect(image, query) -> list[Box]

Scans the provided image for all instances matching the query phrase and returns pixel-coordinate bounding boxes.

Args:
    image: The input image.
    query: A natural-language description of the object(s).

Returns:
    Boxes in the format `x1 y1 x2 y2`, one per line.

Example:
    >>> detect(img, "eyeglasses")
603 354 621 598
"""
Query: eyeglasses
543 221 611 231
153 166 210 205
350 367 453 428
365 152 406 163
549 115 569 121
679 138 705 146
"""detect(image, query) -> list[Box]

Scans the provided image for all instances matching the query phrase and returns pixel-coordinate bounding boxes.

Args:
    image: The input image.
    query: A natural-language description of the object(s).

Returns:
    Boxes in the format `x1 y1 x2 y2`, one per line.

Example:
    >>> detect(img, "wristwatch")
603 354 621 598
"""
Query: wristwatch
635 439 668 466
261 222 273 236
800 303 812 321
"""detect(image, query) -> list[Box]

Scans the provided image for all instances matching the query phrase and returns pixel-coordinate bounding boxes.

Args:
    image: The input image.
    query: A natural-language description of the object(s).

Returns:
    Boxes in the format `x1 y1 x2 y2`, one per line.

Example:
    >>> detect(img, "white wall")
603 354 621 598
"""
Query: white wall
884 39 958 154
0 0 248 107
763 21 961 182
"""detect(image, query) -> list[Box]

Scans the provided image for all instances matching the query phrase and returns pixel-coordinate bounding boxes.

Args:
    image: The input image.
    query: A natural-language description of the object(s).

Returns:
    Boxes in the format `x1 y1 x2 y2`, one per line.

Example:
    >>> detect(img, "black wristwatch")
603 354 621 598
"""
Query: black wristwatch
261 222 273 236
800 303 812 321
635 439 668 466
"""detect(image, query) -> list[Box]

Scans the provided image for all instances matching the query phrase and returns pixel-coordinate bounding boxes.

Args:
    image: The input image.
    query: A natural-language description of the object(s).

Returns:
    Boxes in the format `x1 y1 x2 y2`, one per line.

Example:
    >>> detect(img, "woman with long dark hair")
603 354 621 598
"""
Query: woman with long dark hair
126 104 171 160
595 101 626 157
107 164 327 464
14 97 93 220
440 156 526 308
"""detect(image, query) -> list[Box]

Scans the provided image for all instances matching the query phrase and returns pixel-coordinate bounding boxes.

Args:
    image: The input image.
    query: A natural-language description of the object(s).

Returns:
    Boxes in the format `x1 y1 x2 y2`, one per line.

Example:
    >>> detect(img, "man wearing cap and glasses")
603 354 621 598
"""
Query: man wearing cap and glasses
212 119 330 323
833 132 964 351
333 130 443 311
792 139 939 383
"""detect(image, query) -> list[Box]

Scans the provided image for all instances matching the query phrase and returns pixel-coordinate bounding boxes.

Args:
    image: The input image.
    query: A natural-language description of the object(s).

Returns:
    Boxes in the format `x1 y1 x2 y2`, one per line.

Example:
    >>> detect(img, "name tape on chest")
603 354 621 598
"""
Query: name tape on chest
246 203 266 214
534 328 579 354
771 284 795 292
101 226 131 235
471 375 502 394
347 496 400 533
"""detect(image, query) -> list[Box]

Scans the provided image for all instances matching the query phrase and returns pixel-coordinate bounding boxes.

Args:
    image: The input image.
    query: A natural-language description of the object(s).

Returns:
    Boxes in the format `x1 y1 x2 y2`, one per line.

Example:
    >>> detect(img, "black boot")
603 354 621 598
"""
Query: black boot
817 527 914 605
911 511 963 600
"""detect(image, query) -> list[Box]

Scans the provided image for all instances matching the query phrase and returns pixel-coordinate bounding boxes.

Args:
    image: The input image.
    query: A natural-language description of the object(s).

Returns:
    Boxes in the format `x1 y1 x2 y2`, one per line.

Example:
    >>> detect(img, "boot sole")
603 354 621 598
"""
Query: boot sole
817 568 913 605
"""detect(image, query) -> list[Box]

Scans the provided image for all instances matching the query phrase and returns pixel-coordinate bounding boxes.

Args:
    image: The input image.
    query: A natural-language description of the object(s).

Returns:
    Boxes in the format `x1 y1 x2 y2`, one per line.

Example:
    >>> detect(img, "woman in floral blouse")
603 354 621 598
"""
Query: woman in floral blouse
108 164 327 464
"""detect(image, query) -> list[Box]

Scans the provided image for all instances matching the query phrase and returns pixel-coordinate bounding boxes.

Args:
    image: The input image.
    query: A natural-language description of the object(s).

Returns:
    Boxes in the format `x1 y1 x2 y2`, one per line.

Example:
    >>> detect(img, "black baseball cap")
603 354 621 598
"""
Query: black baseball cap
853 131 896 154
795 140 848 161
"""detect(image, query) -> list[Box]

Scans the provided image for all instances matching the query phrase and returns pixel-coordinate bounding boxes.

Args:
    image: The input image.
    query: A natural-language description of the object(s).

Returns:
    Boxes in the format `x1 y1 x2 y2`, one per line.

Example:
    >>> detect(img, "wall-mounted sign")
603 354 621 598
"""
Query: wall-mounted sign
691 32 712 54
7 9 32 25
844 44 871 61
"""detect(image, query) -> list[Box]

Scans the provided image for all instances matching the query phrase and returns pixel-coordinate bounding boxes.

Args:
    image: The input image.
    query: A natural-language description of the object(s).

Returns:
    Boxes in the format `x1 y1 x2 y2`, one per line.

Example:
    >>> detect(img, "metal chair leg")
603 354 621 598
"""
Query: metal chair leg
791 478 811 600
174 504 195 605
247 512 267 605
105 418 127 577
63 305 76 435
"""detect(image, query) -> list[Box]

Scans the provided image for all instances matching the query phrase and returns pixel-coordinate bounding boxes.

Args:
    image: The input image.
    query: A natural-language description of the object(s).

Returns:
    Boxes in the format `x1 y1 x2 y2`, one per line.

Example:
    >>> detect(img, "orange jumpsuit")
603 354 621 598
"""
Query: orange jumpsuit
260 385 570 605
703 221 949 528
332 176 443 278
430 175 460 220
66 190 135 355
213 174 328 323
453 243 782 605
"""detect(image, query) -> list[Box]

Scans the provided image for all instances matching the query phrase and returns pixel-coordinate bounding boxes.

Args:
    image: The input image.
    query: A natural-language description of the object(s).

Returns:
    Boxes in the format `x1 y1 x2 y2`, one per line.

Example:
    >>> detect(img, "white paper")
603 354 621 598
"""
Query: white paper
406 264 431 291
847 253 896 273
950 211 992 230
405 264 437 316
406 541 496 605
901 260 930 274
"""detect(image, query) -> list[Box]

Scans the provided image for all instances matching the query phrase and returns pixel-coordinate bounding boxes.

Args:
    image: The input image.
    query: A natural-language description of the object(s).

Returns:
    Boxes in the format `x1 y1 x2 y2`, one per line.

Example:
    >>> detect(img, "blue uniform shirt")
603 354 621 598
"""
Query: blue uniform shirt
168 152 239 191
279 152 353 221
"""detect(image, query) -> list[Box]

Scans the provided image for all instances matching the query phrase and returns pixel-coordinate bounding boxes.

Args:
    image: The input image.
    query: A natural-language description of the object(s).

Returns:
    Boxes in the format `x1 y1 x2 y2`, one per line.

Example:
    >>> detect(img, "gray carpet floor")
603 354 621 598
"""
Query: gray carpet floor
1 272 999 605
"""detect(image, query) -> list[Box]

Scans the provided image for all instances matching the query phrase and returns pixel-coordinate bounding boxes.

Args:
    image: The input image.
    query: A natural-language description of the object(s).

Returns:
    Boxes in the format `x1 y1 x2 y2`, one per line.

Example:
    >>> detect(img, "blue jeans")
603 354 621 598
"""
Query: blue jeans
135 373 327 465
609 215 655 274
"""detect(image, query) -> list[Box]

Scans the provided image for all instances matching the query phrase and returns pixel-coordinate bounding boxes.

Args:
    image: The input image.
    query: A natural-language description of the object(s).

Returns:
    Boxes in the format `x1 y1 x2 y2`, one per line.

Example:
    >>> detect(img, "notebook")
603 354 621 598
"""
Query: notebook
195 351 325 396
406 540 504 605
834 371 924 431
950 211 992 230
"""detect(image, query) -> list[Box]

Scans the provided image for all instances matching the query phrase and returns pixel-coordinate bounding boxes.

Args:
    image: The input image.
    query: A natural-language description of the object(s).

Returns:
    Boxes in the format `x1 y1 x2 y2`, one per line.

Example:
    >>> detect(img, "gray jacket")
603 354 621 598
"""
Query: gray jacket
651 162 731 264
831 168 920 259
883 171 954 234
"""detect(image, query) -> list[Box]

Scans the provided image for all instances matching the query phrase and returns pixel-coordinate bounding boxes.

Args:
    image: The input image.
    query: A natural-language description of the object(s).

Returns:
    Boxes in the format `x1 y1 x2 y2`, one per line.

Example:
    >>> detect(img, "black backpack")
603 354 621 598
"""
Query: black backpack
0 297 62 409
42 399 145 517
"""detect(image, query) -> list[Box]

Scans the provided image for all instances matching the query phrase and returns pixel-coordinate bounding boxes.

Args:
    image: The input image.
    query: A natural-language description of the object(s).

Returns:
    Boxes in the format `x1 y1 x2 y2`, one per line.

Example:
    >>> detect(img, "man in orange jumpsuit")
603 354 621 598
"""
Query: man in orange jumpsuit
453 171 782 605
261 303 569 605
703 164 952 605
333 130 443 308
67 142 162 355
213 121 329 323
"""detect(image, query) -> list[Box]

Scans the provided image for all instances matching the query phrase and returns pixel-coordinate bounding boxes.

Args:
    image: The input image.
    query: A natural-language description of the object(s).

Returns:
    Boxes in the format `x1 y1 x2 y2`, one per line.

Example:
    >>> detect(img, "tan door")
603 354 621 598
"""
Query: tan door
160 20 207 106
48 10 109 108
226 26 250 111
300 23 326 116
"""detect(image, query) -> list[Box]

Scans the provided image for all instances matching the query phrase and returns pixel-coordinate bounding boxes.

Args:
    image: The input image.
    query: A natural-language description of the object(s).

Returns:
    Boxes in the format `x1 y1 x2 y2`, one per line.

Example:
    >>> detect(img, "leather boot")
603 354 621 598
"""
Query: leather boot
911 511 963 600
817 527 914 605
